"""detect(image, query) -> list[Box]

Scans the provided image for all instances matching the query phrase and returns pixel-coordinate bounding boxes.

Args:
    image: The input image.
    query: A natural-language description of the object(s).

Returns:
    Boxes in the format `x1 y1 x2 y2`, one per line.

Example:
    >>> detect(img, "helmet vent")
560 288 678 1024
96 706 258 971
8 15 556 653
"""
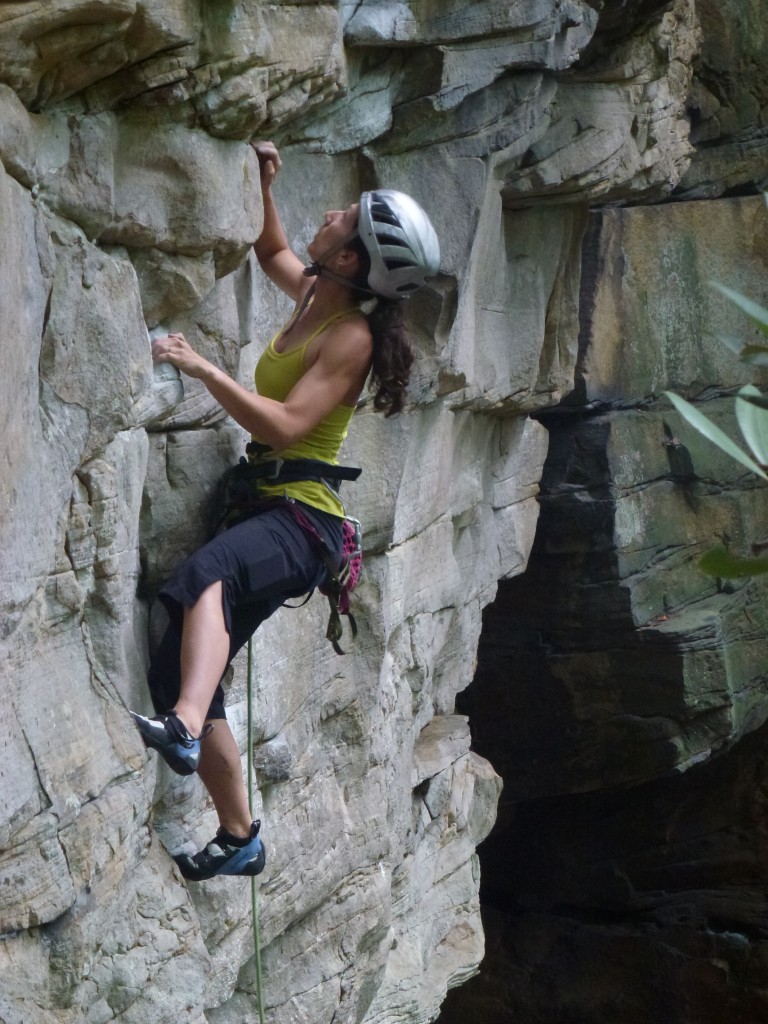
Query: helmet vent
358 188 440 300
377 232 405 248
371 201 400 226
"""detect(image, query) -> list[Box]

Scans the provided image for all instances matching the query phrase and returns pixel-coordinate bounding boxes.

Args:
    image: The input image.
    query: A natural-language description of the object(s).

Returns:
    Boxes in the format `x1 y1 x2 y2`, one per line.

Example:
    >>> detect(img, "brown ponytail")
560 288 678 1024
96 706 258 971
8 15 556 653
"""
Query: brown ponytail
366 299 413 417
345 236 414 416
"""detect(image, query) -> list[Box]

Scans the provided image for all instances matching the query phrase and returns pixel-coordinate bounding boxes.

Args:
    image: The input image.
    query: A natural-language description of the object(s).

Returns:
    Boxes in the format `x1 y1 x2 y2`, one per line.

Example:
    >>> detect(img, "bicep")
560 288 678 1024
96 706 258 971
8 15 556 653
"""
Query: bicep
281 334 372 440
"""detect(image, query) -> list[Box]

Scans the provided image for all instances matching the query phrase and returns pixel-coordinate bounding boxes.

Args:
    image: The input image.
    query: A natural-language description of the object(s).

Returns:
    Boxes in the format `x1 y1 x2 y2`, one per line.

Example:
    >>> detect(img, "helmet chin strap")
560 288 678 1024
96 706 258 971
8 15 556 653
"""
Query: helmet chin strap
282 281 316 334
284 234 368 337
302 233 377 295
285 229 391 336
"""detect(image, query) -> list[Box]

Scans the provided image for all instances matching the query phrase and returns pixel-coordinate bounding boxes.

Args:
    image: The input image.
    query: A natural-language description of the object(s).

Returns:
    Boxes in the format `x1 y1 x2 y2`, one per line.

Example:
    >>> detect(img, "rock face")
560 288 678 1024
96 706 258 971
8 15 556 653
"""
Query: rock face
1 2 767 1024
436 22 768 1024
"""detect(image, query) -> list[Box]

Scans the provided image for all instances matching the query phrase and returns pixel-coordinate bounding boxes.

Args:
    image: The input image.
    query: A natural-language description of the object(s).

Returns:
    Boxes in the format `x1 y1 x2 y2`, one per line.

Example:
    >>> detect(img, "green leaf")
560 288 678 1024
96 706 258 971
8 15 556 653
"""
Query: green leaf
738 392 768 411
710 282 768 336
663 391 768 480
716 333 768 366
736 385 768 466
739 344 768 367
699 546 768 578
716 332 749 356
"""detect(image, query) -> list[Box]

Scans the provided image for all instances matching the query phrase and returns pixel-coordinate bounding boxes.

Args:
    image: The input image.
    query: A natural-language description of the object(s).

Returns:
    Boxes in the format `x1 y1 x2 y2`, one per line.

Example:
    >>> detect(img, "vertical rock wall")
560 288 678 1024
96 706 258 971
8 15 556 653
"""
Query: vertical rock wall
442 199 768 1019
1 2 766 1023
438 1 768 1020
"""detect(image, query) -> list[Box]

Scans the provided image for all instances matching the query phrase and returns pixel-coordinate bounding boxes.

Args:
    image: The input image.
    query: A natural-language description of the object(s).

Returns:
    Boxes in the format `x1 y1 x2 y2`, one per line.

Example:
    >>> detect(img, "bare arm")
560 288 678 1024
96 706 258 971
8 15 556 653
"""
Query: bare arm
152 327 372 450
251 142 308 302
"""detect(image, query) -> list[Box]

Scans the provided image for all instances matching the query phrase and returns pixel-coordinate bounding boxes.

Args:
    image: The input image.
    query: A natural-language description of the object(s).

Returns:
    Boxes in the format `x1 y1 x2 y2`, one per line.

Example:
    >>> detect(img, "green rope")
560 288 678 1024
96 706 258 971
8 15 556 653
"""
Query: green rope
247 638 266 1024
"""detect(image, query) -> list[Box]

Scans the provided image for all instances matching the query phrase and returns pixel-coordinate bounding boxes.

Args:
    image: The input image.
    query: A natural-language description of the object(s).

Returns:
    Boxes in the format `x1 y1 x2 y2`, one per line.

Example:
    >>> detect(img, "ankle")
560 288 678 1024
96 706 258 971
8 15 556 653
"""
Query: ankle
220 818 253 841
171 706 203 739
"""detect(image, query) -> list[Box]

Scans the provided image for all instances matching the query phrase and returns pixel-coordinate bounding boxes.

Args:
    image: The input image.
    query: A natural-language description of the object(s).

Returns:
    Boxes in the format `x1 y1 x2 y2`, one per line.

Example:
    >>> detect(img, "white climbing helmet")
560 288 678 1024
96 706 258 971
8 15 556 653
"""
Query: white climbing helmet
357 189 440 300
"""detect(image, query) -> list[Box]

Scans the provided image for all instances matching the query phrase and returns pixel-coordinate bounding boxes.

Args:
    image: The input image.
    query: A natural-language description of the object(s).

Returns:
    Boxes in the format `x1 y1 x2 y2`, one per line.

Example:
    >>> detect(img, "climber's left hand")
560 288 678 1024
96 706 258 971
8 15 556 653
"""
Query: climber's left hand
151 332 211 379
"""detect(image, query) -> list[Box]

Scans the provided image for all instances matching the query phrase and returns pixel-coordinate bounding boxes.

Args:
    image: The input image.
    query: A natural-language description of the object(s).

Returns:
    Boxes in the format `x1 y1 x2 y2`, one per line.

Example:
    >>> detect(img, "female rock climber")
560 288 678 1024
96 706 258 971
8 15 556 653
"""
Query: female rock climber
130 141 440 881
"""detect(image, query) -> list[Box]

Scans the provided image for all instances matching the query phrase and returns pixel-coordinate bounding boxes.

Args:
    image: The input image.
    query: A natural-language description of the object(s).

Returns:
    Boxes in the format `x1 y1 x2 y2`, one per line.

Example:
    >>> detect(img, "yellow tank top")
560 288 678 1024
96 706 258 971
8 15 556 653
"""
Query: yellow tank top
251 308 358 517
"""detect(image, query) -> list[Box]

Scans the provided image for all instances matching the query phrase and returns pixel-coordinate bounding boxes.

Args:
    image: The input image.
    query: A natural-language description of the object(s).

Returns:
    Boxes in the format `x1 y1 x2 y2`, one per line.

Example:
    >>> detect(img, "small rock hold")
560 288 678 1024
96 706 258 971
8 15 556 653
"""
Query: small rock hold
252 733 293 784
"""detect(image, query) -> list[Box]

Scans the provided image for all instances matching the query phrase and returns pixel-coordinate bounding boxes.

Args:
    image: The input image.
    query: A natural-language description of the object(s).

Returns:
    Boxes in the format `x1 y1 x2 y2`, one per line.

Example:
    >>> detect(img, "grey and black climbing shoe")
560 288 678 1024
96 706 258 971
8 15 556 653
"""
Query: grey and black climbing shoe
173 820 266 881
130 709 209 776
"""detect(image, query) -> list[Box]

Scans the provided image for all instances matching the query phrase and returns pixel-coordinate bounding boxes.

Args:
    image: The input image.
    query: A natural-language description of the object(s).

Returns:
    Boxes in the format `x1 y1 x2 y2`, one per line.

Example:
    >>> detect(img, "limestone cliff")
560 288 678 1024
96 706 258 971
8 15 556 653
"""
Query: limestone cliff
1 2 767 1024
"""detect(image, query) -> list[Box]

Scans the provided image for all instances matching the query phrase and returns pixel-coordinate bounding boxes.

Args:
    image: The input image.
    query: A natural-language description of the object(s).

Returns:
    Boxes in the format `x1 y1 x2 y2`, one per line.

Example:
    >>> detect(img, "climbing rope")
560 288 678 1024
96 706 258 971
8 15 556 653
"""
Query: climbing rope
247 638 266 1024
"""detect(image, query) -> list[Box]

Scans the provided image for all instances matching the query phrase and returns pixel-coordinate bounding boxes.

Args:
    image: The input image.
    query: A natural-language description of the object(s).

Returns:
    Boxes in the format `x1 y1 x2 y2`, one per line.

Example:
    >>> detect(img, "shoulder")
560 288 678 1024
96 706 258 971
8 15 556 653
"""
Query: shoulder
318 315 373 371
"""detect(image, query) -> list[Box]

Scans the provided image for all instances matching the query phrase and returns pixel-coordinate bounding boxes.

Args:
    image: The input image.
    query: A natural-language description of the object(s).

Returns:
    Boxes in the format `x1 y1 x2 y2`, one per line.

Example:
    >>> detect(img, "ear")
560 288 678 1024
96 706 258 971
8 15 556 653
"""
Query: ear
335 247 360 272
334 246 361 276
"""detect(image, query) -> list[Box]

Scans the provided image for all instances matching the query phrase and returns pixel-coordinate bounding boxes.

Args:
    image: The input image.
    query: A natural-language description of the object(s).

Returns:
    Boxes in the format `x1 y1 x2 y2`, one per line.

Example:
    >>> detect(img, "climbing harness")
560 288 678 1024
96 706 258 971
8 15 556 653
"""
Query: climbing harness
213 449 361 533
245 440 362 487
214 451 364 654
247 639 266 1024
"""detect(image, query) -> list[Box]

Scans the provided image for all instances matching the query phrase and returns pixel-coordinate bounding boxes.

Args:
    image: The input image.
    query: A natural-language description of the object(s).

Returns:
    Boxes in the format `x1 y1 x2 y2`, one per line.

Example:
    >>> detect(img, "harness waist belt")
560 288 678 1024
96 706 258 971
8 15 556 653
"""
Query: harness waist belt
245 456 362 484
244 441 361 486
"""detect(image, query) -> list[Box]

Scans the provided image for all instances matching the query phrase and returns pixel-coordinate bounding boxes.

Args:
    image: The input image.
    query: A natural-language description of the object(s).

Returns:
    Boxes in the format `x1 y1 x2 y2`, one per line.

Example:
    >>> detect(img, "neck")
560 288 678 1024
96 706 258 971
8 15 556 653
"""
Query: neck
305 275 358 317
281 277 358 338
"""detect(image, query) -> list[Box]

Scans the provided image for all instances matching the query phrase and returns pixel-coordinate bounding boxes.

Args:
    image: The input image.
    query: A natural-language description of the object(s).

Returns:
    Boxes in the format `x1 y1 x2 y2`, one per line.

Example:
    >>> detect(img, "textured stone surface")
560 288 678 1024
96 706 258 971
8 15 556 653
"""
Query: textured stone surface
439 197 768 1024
2 1 768 1023
580 197 768 404
678 0 768 199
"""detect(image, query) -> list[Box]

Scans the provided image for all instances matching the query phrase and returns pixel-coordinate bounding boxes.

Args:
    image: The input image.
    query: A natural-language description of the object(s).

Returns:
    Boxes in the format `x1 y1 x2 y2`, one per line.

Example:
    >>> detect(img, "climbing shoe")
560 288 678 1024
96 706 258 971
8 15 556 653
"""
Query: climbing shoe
173 820 266 881
129 709 209 776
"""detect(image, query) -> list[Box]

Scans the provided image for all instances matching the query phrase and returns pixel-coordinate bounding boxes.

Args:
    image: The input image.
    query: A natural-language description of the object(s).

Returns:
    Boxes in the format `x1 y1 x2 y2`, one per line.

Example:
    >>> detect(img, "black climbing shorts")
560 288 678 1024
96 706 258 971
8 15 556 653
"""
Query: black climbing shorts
147 500 343 720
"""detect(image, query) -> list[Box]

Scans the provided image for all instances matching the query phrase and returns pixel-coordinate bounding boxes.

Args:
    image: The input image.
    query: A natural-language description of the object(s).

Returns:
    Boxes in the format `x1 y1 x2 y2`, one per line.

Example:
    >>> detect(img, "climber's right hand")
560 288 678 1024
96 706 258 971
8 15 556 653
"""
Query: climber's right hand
251 141 282 189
